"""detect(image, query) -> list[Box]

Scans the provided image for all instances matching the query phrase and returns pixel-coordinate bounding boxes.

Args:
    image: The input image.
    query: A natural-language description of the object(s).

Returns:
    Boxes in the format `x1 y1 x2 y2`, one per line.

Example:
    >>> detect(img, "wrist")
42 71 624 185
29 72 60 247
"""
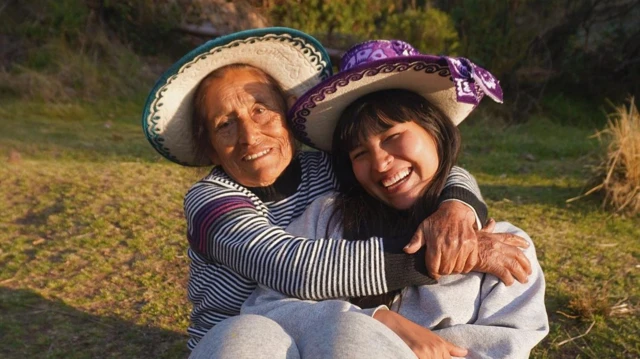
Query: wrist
439 199 479 228
373 308 394 326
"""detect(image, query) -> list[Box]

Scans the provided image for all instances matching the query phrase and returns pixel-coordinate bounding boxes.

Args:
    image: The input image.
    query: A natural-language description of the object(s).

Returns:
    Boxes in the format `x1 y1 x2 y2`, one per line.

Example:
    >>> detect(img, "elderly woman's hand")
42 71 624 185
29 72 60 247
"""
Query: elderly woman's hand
474 219 532 285
404 201 531 283
404 200 480 279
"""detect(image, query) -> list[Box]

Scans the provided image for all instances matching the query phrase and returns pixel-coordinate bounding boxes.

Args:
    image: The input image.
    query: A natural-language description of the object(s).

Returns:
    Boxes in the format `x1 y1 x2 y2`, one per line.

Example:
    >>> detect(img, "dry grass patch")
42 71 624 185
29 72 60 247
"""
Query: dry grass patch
574 98 640 214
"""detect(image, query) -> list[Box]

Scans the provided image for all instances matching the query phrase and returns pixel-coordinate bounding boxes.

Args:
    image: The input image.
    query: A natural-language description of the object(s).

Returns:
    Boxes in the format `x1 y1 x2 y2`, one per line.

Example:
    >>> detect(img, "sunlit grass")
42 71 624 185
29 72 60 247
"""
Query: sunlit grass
0 100 638 358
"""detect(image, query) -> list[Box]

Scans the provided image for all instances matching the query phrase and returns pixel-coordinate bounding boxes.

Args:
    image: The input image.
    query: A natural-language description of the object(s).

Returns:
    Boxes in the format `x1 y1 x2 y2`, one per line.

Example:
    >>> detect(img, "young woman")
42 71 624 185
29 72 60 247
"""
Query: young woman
237 41 548 359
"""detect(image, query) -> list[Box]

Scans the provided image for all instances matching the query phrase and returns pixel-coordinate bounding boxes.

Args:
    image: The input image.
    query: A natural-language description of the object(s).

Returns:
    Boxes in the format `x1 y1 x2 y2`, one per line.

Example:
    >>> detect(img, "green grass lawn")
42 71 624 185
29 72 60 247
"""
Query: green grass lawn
1 100 638 358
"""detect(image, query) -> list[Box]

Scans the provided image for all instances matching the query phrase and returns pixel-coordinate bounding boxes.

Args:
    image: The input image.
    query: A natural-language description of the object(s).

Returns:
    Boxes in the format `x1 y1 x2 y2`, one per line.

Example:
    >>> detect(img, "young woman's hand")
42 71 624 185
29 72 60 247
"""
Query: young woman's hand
473 219 532 285
374 309 467 359
404 200 479 279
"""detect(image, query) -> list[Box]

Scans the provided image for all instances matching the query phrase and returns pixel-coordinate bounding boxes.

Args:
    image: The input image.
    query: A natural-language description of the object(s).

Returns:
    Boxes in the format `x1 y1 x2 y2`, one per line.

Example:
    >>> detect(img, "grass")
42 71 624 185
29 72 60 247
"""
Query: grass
1 99 638 358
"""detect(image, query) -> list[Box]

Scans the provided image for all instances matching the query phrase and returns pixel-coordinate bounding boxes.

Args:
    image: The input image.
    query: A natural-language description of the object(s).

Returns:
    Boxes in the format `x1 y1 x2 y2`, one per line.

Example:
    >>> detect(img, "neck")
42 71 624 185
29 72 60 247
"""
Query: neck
245 155 302 202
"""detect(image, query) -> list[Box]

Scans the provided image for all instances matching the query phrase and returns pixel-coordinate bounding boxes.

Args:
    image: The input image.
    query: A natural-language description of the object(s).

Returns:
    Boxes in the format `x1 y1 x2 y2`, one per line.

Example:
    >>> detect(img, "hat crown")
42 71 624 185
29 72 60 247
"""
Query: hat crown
340 40 420 71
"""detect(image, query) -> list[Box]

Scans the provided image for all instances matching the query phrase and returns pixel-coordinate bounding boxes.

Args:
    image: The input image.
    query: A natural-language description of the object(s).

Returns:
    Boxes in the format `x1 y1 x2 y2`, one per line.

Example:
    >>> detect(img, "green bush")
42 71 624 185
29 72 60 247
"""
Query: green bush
269 0 390 48
0 0 187 102
101 0 184 55
380 8 459 55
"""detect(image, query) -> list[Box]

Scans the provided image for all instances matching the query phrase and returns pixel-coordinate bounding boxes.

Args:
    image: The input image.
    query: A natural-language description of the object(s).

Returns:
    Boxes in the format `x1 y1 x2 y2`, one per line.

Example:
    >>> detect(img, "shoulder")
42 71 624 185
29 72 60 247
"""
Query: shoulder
298 150 331 169
308 192 340 213
286 192 341 238
184 167 261 208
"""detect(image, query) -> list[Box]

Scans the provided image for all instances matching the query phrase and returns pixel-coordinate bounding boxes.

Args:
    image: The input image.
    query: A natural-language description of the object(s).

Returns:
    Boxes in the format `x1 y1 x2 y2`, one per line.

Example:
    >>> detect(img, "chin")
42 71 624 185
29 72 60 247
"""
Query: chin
389 197 417 210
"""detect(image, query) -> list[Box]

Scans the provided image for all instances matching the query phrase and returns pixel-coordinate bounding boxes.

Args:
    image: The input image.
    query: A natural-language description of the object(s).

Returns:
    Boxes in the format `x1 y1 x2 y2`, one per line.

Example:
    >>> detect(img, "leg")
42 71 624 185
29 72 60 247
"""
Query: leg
189 314 300 359
297 311 416 359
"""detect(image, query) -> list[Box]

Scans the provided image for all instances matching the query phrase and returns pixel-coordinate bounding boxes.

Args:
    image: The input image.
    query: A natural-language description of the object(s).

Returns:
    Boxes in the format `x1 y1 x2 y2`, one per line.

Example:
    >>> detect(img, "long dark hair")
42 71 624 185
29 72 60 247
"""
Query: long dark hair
329 89 461 241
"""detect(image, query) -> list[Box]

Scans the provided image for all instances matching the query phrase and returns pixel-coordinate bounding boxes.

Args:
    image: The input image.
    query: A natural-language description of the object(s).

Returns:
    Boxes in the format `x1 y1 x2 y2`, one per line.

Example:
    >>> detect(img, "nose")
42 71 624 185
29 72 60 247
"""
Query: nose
372 148 393 172
237 116 260 145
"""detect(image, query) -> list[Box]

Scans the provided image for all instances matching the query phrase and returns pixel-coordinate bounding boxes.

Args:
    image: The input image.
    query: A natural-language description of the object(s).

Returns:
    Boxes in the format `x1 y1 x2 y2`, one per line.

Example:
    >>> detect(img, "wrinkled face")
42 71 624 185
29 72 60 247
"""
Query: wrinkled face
349 121 439 210
203 68 295 187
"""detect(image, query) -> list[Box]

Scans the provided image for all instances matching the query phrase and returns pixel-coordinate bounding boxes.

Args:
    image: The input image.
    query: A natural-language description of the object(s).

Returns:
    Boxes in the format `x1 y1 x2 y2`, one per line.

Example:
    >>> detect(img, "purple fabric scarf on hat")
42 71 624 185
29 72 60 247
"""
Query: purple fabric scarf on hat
340 40 503 105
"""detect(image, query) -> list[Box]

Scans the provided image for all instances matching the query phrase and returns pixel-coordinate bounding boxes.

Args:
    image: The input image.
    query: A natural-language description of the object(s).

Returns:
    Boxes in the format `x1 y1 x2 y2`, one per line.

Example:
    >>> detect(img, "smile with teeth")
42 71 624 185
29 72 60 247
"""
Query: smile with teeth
381 168 412 188
243 148 272 161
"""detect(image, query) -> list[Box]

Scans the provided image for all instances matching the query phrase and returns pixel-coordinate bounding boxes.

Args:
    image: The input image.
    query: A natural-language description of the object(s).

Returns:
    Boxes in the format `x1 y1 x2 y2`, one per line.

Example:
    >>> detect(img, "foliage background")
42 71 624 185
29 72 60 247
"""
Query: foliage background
2 0 639 123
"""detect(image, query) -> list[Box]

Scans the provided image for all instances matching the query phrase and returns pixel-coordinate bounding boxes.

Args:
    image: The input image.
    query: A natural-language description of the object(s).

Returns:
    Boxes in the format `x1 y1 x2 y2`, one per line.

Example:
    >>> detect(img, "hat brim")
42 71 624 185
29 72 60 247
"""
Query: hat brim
289 55 490 152
142 27 332 166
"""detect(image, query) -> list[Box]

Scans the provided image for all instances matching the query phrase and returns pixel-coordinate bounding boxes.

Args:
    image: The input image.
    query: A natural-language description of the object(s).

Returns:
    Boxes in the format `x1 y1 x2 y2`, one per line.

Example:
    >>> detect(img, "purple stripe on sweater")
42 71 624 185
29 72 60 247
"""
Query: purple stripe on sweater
192 196 255 253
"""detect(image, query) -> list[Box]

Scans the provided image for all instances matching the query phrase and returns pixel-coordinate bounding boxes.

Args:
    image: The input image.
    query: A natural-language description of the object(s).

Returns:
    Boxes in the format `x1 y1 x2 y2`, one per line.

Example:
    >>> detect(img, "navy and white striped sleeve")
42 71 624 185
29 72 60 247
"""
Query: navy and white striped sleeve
184 182 433 301
439 166 488 226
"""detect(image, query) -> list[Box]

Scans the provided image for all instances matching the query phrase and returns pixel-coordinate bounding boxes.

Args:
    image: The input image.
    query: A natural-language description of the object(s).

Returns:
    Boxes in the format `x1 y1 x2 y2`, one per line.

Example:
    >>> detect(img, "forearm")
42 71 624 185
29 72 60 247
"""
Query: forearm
439 166 487 226
185 186 433 300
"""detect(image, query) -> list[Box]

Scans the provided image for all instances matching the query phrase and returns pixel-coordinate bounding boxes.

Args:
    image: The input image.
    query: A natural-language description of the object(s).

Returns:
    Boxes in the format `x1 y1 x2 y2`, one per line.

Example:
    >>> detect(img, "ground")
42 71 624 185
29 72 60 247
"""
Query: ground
0 100 638 358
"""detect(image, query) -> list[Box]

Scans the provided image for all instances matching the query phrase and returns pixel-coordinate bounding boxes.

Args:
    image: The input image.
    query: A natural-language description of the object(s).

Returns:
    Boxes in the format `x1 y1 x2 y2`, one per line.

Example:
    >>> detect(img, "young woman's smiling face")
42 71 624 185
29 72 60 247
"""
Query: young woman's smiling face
349 121 439 210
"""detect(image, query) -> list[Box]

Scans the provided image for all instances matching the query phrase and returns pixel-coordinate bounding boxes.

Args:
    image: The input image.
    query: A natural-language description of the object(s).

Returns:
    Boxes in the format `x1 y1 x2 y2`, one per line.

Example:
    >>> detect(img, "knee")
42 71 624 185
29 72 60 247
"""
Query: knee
298 312 414 359
189 315 299 359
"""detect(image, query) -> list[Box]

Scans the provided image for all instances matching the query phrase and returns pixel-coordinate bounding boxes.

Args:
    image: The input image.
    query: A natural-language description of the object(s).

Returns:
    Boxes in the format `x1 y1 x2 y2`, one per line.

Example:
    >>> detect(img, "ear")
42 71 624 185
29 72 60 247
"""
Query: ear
286 95 297 110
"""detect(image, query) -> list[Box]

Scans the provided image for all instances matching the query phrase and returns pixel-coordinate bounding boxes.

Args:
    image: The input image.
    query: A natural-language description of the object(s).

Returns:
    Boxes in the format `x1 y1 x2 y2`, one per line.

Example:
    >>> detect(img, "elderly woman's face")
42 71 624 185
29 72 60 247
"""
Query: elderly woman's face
203 67 295 187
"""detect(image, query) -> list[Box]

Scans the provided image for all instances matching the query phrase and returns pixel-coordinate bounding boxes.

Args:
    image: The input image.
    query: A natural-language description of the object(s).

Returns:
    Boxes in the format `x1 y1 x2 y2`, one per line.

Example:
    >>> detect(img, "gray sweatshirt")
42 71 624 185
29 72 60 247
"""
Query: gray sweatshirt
242 194 549 359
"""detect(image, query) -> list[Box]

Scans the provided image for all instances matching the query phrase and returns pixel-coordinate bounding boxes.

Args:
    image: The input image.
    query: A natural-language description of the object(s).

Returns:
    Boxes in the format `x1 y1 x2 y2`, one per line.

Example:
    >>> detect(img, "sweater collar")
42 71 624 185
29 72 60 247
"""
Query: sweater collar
245 155 302 202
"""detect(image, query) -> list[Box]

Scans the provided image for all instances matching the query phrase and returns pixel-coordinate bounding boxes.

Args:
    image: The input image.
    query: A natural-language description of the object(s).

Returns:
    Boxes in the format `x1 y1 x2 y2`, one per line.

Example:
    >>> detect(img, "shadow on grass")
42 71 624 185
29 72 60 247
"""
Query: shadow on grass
481 184 601 210
0 287 189 359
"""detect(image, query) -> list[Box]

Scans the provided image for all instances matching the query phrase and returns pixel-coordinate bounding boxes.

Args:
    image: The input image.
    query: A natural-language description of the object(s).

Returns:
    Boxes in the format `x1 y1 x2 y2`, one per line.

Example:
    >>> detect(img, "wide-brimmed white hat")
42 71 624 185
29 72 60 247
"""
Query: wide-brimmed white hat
142 27 332 166
288 40 503 151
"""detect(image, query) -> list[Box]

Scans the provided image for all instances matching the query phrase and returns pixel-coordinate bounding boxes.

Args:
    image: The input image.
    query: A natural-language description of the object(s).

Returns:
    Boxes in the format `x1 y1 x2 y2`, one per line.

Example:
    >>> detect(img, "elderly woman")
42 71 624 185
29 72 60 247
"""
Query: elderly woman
142 28 531 352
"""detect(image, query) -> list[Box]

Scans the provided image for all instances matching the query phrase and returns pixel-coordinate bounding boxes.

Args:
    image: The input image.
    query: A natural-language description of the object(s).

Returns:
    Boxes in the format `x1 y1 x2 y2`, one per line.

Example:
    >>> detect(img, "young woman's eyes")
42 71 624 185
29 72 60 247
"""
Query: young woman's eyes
350 150 366 160
384 132 401 142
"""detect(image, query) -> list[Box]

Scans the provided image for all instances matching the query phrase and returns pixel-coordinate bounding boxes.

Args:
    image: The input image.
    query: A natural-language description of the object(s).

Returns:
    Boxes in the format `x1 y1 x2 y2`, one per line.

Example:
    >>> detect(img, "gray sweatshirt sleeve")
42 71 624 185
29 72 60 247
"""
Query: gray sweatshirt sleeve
431 222 549 359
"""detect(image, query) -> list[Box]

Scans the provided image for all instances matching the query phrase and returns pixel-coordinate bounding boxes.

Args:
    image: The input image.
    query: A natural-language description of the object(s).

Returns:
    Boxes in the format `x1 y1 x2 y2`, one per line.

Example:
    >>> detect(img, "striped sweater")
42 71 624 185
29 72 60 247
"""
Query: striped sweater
184 151 486 349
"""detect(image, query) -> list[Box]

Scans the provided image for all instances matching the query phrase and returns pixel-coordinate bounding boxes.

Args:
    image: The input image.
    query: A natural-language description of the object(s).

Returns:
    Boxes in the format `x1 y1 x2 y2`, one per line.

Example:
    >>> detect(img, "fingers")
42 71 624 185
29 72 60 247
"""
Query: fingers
439 248 461 276
496 232 529 248
445 340 468 358
513 248 532 276
489 243 532 285
482 218 496 232
461 247 478 273
426 248 442 280
404 230 425 254
493 266 516 286
451 250 468 274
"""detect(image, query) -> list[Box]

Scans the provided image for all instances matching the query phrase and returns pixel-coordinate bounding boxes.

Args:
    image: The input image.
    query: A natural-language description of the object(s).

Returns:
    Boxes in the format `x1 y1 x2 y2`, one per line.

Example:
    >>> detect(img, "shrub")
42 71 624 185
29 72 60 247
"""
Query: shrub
380 8 459 55
269 0 459 54
0 33 156 103
587 98 640 214
0 0 180 103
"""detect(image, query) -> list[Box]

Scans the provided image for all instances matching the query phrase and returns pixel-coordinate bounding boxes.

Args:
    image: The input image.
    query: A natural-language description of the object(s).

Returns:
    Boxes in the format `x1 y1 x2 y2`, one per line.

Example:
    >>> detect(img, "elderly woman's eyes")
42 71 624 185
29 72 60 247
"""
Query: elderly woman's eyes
254 105 268 115
215 118 233 131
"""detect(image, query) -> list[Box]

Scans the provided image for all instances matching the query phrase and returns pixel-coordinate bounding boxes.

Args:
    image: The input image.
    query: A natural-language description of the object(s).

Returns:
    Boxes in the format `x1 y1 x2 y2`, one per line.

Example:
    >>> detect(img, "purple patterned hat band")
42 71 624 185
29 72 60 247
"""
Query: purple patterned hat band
339 40 504 105
340 40 420 71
